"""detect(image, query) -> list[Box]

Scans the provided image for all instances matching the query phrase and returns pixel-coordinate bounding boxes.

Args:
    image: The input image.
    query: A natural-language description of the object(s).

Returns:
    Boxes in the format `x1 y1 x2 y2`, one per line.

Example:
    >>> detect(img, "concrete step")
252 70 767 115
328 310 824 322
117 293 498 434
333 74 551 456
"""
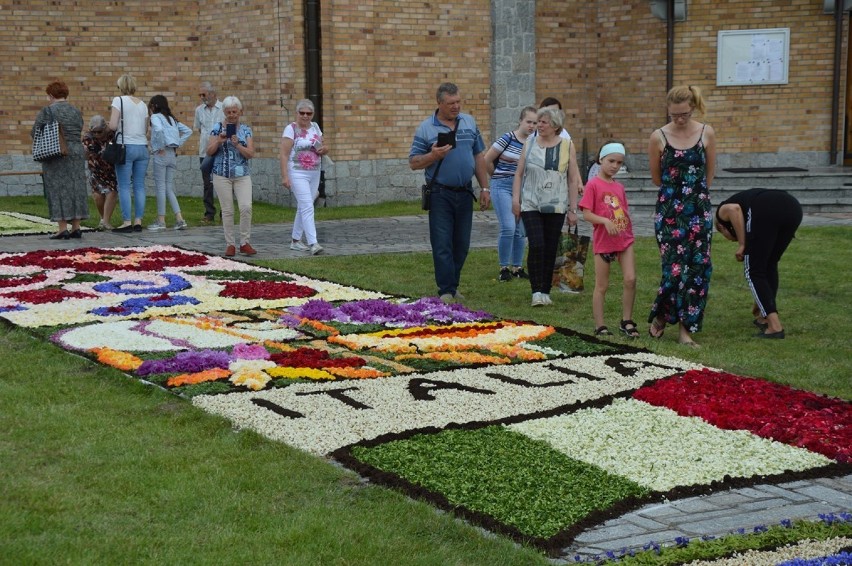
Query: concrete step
614 170 852 213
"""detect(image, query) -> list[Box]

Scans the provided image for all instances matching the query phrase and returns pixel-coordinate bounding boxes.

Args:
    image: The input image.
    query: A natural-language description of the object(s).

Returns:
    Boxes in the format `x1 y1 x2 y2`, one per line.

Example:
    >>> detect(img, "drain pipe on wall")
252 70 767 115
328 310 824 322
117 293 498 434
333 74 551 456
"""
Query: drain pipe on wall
666 0 674 95
830 1 843 165
304 0 323 127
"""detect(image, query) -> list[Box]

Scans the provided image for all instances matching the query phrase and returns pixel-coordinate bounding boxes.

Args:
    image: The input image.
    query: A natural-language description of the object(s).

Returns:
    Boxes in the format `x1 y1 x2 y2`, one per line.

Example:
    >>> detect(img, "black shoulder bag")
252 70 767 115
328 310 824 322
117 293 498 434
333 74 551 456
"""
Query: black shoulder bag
102 97 126 165
421 119 459 211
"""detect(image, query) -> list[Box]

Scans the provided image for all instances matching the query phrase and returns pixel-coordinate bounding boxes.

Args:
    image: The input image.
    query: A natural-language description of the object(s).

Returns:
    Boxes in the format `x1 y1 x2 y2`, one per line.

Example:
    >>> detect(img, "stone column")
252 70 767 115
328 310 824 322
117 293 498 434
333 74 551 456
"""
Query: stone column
491 0 536 141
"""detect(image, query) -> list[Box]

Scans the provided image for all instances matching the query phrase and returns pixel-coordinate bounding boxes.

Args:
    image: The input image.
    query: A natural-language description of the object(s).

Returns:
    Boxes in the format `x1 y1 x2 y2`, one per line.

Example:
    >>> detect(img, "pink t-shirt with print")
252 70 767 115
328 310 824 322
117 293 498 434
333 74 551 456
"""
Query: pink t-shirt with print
579 176 635 254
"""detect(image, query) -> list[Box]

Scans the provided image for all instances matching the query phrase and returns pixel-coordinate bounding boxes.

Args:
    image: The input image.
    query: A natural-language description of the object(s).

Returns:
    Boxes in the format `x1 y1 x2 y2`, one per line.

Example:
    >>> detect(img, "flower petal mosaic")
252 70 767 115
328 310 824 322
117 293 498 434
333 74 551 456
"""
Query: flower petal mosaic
1 244 849 556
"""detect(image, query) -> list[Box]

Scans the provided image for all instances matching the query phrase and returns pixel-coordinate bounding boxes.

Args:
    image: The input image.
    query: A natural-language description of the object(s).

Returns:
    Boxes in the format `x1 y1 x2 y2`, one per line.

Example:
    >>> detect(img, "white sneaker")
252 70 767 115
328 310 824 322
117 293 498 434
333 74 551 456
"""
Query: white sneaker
147 222 166 231
310 243 324 255
290 241 310 251
440 293 455 304
541 293 553 305
531 292 545 307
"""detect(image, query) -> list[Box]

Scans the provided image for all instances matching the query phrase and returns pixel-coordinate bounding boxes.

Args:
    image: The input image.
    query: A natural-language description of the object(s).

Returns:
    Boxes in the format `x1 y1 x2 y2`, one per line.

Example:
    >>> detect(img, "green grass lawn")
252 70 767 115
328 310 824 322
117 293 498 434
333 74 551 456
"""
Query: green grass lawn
1 196 849 565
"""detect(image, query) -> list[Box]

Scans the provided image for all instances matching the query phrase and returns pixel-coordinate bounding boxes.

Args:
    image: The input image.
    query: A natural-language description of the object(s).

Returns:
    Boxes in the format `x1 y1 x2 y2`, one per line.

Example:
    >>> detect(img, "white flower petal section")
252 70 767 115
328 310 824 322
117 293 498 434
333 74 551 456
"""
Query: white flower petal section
508 398 833 492
56 321 180 351
685 536 852 566
56 317 304 352
192 353 702 456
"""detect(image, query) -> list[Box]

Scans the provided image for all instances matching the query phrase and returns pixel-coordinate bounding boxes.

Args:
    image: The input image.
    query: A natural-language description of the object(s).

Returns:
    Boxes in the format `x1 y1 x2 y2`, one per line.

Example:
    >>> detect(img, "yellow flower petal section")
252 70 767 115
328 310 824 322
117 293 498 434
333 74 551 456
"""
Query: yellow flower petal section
329 321 554 354
266 366 336 380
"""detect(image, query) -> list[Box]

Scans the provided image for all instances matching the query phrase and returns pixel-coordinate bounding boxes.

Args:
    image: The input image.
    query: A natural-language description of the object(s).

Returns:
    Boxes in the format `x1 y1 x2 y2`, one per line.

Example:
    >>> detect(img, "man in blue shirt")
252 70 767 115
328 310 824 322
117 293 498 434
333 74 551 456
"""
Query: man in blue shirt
410 82 491 303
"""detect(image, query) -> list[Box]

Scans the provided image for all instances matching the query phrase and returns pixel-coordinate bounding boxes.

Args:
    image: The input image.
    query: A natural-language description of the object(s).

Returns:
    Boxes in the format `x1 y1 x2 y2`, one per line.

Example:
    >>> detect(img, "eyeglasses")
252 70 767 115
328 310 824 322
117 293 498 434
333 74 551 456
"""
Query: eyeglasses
198 93 207 97
298 111 314 116
669 111 692 120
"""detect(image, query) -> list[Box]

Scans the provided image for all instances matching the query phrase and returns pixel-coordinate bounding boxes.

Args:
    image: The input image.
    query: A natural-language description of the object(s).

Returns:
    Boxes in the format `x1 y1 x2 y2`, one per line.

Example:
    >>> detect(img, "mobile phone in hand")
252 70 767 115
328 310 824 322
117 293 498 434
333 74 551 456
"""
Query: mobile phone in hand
225 123 236 138
437 131 456 148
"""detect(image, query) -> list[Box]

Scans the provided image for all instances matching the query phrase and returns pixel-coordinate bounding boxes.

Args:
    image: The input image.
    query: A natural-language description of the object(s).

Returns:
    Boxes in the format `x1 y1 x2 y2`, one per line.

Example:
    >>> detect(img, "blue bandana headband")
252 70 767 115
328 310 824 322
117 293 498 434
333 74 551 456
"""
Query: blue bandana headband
599 143 626 160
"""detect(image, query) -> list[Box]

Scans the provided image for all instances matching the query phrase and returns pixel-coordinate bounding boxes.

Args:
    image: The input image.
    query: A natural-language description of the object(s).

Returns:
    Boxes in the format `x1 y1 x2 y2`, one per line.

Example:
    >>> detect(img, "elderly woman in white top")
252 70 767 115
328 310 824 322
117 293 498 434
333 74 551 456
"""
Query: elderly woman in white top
279 99 329 255
109 74 150 233
512 107 581 307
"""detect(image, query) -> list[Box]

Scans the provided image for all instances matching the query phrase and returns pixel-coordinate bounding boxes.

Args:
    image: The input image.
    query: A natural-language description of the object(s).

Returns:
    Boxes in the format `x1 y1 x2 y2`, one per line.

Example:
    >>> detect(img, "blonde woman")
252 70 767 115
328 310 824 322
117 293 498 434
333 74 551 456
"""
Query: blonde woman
109 74 150 233
647 85 716 347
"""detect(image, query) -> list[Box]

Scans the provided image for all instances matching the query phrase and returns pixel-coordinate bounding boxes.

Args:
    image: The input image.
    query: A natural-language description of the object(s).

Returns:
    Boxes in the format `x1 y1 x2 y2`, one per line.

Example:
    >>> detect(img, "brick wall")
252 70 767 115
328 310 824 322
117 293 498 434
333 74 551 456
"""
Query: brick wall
0 0 848 202
535 0 848 169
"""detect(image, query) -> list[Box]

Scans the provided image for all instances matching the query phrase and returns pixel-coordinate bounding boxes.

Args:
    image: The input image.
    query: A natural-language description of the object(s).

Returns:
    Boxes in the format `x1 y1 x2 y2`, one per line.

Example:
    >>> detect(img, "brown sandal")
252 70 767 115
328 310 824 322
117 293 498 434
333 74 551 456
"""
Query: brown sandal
649 318 665 339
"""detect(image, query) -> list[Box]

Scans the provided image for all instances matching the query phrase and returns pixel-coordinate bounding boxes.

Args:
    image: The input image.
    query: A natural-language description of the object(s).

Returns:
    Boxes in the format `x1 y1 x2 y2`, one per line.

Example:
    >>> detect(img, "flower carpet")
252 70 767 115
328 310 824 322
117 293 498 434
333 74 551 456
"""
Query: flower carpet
0 211 57 236
1 245 850 557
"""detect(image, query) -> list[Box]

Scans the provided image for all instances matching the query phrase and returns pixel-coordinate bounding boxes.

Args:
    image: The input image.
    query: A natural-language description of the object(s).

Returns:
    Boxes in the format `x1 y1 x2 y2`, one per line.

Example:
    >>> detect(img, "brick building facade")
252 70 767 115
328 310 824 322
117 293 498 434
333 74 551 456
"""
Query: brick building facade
1 0 848 204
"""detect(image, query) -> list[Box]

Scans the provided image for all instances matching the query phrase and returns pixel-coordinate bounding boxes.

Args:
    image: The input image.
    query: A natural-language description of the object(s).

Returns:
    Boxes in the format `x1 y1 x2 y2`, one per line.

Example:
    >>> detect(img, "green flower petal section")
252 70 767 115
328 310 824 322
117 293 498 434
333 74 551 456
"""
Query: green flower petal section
352 425 649 538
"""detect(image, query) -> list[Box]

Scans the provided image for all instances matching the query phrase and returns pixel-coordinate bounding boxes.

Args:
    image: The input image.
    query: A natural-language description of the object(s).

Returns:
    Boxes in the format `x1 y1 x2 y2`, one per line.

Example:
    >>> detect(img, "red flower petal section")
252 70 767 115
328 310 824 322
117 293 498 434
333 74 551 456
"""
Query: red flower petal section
0 248 207 272
1 288 98 305
633 369 852 463
218 280 316 300
0 272 48 288
269 347 365 369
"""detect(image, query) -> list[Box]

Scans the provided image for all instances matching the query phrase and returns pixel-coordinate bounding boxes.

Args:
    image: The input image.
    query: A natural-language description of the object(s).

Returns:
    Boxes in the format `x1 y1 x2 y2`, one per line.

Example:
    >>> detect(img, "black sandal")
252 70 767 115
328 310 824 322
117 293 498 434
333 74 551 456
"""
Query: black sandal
594 326 611 336
619 320 640 339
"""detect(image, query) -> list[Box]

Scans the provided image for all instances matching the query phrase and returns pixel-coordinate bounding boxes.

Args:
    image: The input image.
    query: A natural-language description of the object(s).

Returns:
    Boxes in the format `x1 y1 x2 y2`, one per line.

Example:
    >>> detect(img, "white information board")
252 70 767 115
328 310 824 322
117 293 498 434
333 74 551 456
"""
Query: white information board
717 28 790 86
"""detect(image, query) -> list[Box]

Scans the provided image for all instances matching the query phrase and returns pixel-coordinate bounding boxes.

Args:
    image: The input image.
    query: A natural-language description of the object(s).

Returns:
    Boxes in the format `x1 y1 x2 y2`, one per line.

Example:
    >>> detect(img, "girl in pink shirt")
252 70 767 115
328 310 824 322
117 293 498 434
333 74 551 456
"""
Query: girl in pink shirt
578 142 638 338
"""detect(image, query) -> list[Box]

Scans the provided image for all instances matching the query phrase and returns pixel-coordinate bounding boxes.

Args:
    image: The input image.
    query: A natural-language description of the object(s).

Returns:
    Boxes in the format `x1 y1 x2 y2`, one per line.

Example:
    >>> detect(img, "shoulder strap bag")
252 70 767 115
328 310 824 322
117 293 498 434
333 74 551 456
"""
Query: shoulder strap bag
102 97 126 165
421 118 459 211
32 105 68 162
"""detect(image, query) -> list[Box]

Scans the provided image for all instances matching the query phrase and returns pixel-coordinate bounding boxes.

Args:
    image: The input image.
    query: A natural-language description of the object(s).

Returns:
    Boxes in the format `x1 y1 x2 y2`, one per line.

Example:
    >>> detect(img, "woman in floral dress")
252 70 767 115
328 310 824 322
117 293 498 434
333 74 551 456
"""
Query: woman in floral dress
82 115 118 231
647 85 716 347
279 98 330 255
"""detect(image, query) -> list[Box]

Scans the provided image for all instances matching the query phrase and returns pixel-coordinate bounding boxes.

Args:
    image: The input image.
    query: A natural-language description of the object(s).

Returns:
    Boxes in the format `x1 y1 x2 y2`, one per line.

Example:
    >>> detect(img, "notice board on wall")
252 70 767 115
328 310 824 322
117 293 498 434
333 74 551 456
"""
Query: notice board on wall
717 28 790 86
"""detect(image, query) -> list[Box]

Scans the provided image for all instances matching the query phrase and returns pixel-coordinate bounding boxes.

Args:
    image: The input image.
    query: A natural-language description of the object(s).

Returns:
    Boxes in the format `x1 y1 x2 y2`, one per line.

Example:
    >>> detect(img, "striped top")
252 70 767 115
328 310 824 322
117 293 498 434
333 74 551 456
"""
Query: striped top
490 131 525 180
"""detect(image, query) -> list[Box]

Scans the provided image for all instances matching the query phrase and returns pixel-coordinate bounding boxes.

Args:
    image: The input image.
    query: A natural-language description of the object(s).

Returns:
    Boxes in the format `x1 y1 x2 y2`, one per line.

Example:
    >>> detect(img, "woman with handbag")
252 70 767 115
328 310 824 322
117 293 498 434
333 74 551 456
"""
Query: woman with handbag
512 107 581 307
30 80 88 239
206 96 256 257
109 74 150 233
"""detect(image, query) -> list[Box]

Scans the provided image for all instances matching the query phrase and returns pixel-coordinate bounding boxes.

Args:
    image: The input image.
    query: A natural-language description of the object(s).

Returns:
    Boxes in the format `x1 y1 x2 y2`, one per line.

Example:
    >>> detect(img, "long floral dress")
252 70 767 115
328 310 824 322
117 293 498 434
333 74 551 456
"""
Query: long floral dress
648 126 713 333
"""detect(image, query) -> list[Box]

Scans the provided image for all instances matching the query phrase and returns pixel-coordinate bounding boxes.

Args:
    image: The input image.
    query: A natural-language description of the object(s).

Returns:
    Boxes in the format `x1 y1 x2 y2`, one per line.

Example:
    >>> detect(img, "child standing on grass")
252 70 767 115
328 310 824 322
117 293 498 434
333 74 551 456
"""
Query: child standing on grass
578 142 638 338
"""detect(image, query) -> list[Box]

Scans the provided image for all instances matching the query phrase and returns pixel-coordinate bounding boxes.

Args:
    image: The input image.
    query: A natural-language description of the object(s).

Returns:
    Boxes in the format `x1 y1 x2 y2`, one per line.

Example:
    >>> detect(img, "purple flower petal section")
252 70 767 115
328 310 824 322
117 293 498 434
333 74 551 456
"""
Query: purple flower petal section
284 297 492 328
136 349 232 376
231 343 271 360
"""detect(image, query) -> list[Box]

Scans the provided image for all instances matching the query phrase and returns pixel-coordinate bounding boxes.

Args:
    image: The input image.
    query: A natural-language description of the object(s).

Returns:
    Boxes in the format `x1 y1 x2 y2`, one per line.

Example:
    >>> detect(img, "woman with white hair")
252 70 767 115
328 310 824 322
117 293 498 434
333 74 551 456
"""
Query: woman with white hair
206 96 256 257
279 98 329 255
81 114 118 230
512 107 581 307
